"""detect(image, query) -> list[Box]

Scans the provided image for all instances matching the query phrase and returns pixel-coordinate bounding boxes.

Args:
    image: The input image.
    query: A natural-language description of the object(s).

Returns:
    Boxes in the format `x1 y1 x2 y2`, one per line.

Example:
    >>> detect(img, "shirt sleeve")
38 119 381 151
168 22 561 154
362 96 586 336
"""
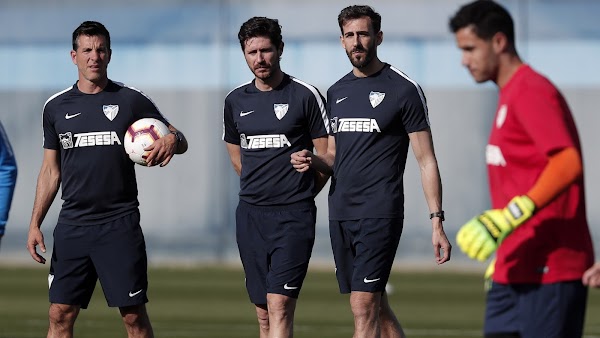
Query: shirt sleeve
222 96 240 145
131 89 170 127
304 87 329 139
42 103 59 150
325 89 335 137
400 82 431 133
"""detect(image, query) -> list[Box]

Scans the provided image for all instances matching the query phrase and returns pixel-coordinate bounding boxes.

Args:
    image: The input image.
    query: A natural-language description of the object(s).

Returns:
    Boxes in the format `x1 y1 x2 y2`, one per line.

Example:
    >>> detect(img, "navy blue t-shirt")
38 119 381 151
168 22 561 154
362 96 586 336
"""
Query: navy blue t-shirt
327 64 430 220
42 80 169 225
223 74 329 206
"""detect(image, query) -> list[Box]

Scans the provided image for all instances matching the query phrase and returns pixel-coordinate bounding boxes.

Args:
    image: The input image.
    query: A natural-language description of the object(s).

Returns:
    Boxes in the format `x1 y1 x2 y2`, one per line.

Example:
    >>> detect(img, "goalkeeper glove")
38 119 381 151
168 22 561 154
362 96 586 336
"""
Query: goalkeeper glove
456 195 535 261
484 257 496 291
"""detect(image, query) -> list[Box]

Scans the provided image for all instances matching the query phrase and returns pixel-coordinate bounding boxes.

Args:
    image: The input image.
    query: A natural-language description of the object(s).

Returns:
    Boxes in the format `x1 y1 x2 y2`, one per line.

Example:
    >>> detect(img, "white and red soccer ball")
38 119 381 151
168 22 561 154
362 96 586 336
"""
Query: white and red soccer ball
124 118 170 166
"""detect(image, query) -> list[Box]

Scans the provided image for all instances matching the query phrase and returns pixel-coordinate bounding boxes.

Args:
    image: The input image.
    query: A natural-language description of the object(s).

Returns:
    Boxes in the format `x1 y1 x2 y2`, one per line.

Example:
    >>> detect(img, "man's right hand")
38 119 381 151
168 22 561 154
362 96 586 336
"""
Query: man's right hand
27 227 46 264
583 262 600 288
456 209 511 261
457 196 535 261
290 150 313 172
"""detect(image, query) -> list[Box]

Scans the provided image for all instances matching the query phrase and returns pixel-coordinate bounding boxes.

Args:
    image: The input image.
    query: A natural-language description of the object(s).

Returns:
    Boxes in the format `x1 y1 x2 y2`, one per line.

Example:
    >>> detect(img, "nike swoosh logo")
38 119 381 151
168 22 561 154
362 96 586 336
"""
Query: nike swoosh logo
336 97 348 104
363 277 381 284
240 110 254 117
65 112 81 119
129 289 143 297
283 283 298 290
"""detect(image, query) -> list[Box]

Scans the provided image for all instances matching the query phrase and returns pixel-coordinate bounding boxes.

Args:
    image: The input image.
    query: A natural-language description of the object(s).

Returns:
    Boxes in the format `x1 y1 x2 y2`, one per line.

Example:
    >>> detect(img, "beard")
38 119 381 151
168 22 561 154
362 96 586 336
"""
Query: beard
346 43 376 69
252 61 279 81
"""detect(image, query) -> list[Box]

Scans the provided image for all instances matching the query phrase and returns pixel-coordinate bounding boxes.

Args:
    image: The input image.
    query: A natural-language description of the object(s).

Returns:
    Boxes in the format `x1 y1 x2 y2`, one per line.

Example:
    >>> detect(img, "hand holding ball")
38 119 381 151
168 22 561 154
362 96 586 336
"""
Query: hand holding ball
124 118 170 166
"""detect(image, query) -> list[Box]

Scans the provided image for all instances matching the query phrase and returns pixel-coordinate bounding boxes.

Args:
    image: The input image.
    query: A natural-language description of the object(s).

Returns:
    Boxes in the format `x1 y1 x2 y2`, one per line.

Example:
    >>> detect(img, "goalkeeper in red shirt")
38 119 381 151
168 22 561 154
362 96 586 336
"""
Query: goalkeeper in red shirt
449 1 594 337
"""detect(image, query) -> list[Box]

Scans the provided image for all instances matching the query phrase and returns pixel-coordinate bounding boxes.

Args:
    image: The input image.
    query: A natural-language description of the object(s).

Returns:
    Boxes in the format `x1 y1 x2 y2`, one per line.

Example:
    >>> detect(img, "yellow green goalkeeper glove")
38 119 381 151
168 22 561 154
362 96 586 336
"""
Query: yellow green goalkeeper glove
456 195 535 261
484 257 496 291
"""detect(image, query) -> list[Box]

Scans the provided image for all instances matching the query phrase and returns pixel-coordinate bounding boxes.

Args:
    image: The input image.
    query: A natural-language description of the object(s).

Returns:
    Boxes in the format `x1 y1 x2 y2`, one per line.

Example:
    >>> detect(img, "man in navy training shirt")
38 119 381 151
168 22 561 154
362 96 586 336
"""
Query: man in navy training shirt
291 5 451 338
26 21 188 338
223 16 329 338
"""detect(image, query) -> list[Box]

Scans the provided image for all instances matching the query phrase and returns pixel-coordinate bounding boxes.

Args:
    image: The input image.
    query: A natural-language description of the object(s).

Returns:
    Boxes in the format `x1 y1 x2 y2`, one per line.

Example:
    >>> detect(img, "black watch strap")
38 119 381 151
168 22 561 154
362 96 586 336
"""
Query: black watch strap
171 130 182 143
429 211 445 221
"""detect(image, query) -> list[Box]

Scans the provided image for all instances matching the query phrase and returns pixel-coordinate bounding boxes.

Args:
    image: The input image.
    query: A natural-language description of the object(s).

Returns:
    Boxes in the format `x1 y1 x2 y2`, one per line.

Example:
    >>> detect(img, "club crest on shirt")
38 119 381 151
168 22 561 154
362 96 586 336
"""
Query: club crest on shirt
330 117 339 133
496 104 507 128
103 105 119 121
274 104 289 120
59 132 74 149
240 133 248 148
369 91 385 108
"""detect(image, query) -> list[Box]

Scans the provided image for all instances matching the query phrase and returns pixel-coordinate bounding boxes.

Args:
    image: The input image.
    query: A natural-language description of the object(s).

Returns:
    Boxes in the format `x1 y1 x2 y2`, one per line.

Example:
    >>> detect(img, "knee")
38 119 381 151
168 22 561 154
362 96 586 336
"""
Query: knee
120 305 149 328
350 295 379 321
267 295 295 321
48 304 79 327
255 305 270 331
352 303 376 320
122 312 143 327
257 312 270 331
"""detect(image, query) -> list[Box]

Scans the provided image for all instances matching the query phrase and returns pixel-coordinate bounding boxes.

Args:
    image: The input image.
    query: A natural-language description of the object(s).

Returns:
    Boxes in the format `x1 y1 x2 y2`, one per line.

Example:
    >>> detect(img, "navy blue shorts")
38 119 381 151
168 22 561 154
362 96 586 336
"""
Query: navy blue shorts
236 200 316 305
329 218 403 294
49 211 148 309
484 281 588 338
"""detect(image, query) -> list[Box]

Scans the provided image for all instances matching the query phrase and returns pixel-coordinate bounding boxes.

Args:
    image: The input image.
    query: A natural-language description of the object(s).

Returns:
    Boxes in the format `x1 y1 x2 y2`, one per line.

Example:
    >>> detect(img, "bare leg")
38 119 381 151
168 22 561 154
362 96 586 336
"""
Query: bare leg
119 304 154 338
255 303 270 338
350 291 381 338
267 293 297 338
47 303 80 338
379 291 405 338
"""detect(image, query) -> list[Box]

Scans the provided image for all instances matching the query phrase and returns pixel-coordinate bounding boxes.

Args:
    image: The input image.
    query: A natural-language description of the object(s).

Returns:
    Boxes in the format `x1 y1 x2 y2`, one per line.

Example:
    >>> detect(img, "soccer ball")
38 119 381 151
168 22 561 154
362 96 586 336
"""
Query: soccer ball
124 118 170 166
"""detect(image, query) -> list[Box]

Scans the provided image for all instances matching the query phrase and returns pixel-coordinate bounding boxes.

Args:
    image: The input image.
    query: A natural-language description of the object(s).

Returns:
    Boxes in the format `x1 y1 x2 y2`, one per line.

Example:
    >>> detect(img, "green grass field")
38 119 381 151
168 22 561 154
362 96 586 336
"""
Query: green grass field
2 265 600 338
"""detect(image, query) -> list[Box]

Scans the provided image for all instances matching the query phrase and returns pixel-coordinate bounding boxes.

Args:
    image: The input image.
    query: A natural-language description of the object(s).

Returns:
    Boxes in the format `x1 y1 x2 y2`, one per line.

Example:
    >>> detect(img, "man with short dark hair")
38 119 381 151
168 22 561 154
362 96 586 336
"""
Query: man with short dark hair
449 1 594 337
223 16 329 338
292 5 451 337
26 20 187 338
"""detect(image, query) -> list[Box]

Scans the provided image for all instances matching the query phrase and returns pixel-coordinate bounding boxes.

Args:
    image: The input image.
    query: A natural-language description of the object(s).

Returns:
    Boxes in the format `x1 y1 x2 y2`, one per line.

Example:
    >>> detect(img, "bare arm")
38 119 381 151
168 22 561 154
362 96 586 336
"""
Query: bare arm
409 128 451 264
291 135 336 176
27 149 61 264
225 142 242 176
311 136 331 194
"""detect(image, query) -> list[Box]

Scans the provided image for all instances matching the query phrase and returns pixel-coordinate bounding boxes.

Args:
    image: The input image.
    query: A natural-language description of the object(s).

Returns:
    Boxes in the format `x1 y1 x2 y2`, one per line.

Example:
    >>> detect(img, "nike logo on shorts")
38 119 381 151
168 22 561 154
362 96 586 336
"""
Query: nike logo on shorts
336 97 348 104
240 110 254 117
283 283 298 290
129 289 143 297
65 112 81 119
363 277 381 284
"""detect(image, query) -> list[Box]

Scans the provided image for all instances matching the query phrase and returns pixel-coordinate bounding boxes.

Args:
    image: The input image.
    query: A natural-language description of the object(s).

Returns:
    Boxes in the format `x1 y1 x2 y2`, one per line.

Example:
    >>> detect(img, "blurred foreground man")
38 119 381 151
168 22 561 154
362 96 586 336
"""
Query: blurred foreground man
450 1 593 337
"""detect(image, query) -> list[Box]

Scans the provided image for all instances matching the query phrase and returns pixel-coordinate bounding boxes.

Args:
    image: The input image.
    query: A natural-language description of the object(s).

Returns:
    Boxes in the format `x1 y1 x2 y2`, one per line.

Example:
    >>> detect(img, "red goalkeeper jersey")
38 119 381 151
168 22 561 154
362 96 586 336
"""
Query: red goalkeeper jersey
487 65 594 284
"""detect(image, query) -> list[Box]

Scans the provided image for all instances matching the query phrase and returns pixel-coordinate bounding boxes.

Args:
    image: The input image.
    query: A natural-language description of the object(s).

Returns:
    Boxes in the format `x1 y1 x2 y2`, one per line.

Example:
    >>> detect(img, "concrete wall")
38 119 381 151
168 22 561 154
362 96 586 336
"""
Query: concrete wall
1 0 599 268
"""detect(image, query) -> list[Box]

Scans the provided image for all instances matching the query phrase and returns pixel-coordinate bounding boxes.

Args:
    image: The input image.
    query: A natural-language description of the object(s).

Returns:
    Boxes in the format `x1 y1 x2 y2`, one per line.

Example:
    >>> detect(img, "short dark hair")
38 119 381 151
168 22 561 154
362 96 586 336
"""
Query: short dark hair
72 21 111 51
337 5 381 34
238 17 283 51
449 0 515 46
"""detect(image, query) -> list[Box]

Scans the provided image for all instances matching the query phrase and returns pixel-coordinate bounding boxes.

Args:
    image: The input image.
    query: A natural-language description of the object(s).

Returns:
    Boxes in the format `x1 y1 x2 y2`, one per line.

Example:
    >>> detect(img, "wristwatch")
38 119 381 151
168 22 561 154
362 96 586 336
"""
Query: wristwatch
429 211 445 221
170 130 183 144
